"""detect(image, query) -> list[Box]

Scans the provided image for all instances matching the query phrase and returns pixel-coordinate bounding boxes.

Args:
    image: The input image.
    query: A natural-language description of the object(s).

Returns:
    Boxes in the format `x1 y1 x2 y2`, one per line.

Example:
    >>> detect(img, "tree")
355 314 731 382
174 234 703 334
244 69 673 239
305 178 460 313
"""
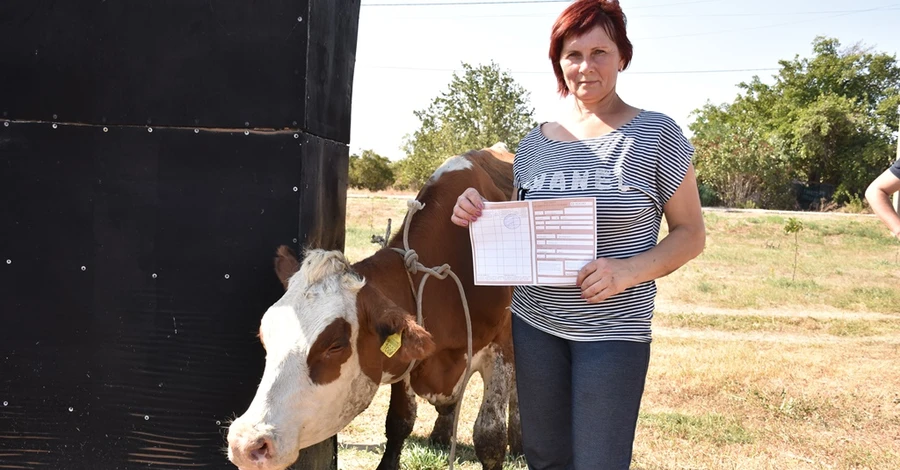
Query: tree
349 150 394 191
690 102 795 208
396 62 536 189
691 37 900 209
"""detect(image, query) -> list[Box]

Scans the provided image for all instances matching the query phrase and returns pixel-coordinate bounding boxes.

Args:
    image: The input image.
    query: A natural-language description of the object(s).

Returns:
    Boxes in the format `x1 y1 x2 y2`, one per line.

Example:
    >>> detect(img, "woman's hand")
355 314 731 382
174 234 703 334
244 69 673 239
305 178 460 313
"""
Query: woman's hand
451 187 485 227
576 258 635 303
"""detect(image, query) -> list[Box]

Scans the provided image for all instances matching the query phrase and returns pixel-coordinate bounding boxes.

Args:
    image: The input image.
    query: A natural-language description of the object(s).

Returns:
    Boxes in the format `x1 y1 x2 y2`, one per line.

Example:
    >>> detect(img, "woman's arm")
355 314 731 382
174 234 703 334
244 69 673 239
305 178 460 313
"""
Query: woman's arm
577 165 706 303
865 168 900 238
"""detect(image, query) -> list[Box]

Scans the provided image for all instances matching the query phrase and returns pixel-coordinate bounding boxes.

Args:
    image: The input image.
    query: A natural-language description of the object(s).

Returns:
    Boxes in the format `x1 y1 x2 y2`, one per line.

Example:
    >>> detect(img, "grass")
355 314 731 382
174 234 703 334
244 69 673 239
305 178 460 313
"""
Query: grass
344 193 410 262
661 210 900 314
638 412 755 445
338 194 900 470
654 312 900 337
339 438 529 470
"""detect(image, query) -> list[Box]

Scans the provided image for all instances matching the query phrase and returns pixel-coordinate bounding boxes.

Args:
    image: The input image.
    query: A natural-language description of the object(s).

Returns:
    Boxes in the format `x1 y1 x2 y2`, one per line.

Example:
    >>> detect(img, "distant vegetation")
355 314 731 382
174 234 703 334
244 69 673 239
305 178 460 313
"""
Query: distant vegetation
690 36 900 210
394 61 535 190
353 61 534 191
349 149 394 192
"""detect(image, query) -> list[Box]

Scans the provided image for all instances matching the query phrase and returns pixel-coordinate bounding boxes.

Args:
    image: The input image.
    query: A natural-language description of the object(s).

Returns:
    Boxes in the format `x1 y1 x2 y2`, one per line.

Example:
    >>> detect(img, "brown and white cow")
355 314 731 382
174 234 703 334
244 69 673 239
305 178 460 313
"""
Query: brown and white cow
227 145 520 470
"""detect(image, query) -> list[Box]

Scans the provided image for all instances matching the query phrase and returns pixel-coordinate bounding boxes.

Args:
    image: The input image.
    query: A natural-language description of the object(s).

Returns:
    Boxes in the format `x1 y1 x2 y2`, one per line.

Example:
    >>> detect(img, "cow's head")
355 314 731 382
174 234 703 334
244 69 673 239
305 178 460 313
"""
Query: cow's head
227 247 435 470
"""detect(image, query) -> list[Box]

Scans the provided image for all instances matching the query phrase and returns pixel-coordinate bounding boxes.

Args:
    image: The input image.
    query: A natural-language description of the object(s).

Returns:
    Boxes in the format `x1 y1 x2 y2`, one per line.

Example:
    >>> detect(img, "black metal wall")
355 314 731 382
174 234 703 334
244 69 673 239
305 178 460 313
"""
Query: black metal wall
0 1 360 468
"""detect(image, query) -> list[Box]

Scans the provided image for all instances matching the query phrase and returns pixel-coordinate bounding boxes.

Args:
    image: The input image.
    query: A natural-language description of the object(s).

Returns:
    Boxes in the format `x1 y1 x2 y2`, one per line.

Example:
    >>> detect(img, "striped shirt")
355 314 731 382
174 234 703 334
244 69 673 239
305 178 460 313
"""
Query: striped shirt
511 110 693 342
890 158 900 178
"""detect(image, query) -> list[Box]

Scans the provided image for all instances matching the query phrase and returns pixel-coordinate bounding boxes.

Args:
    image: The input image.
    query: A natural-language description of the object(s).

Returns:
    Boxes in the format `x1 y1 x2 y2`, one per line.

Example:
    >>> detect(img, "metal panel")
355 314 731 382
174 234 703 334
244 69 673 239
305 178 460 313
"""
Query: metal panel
1 0 358 467
299 133 350 250
0 122 348 468
304 0 362 143
0 0 310 129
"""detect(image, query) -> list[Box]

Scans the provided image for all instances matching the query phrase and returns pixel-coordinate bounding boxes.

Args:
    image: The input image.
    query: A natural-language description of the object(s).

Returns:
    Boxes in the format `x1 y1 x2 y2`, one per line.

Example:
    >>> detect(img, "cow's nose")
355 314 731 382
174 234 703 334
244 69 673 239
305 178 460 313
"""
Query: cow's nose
228 426 277 468
245 436 273 462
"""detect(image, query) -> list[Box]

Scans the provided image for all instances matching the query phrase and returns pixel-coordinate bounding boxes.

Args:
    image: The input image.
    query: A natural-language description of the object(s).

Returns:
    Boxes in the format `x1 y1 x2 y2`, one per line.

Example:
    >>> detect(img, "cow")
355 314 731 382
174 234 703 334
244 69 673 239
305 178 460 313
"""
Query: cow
227 144 521 470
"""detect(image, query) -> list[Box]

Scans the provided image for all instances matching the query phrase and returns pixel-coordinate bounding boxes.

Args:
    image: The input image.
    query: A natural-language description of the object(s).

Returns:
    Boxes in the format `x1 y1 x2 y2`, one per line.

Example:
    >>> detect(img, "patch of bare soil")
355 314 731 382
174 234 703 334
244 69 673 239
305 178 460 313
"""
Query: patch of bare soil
654 325 900 345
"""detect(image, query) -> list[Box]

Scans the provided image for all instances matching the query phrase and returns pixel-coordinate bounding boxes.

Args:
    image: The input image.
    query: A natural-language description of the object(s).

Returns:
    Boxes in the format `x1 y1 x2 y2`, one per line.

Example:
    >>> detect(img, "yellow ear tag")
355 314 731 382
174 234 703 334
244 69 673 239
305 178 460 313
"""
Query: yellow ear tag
380 333 402 358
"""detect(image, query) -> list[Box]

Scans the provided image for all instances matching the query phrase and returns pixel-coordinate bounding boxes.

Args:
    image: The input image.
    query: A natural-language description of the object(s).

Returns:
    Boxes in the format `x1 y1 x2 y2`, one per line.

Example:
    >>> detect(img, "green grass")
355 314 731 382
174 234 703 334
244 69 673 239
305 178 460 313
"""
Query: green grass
832 286 900 312
338 436 528 470
660 210 900 313
639 412 755 445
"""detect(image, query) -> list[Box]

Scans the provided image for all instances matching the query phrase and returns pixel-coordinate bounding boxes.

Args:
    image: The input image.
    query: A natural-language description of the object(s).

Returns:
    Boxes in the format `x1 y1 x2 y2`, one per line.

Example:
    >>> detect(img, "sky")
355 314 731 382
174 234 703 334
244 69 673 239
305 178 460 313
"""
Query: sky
348 0 900 161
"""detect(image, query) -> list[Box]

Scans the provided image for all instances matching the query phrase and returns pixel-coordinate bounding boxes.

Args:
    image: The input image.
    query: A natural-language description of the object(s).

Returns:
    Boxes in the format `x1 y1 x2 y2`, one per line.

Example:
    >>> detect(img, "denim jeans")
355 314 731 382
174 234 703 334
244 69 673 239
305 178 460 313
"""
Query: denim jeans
512 314 651 470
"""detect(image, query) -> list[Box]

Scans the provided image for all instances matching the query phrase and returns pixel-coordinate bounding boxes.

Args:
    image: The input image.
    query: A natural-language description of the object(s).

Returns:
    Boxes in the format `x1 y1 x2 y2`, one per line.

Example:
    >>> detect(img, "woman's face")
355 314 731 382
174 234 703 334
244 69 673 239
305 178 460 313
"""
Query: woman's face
559 25 625 105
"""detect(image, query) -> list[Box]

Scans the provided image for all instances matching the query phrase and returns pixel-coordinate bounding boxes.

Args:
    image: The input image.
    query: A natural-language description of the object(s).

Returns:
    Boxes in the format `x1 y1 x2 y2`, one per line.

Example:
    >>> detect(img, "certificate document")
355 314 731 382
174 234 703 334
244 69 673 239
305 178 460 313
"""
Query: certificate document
468 197 597 286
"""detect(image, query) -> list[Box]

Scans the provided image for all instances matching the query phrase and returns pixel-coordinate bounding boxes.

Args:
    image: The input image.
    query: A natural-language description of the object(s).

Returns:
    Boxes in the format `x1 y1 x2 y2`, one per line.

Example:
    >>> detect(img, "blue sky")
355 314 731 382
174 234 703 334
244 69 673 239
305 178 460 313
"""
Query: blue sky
349 0 900 160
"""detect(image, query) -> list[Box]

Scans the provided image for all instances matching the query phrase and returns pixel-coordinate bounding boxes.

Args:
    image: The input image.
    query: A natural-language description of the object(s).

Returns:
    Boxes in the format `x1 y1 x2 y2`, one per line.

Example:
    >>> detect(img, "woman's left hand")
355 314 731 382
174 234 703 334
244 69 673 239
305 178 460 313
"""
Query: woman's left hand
576 258 634 303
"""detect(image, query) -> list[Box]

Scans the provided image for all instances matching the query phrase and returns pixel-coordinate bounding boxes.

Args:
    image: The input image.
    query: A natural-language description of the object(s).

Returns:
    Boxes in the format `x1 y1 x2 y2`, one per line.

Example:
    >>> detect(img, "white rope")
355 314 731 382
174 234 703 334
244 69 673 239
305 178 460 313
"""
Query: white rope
386 199 474 470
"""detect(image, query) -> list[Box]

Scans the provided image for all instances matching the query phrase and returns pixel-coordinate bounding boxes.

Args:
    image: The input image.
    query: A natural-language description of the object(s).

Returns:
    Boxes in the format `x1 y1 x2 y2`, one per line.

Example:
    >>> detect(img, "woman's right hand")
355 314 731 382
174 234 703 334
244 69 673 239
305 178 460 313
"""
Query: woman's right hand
450 187 485 227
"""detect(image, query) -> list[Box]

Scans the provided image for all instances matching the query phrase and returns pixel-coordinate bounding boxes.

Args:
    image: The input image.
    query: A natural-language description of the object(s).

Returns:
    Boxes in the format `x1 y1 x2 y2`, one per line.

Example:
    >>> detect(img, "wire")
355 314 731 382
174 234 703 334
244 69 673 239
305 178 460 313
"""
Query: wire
375 7 900 20
357 64 780 75
361 0 568 6
361 0 722 7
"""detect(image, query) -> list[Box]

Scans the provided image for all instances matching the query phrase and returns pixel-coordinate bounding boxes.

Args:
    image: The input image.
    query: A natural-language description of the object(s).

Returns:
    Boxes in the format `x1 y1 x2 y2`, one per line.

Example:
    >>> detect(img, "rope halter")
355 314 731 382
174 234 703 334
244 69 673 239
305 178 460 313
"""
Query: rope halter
386 198 474 470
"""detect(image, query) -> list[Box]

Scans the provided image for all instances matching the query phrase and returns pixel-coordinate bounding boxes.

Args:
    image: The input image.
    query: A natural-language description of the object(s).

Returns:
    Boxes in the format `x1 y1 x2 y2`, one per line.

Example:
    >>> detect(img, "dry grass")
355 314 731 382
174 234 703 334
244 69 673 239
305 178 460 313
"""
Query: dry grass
659 211 900 314
344 193 411 263
337 195 900 470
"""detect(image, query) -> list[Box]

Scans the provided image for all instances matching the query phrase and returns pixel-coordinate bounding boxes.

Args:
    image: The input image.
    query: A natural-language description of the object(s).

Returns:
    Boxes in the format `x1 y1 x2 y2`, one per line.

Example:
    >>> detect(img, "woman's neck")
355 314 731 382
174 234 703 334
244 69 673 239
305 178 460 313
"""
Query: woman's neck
570 92 626 123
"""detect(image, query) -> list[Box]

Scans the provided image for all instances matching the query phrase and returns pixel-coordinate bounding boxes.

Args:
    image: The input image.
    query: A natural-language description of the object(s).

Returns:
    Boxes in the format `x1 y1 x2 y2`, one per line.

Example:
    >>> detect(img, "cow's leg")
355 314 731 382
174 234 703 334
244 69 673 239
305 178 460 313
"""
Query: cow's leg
429 402 457 446
473 344 511 470
507 367 523 456
377 380 417 470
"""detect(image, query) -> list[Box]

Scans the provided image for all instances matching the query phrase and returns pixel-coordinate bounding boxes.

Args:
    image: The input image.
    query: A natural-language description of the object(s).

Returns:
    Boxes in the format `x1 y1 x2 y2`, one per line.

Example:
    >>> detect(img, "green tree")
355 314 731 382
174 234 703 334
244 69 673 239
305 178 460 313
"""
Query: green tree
396 62 536 189
691 37 900 209
690 102 795 208
349 149 394 191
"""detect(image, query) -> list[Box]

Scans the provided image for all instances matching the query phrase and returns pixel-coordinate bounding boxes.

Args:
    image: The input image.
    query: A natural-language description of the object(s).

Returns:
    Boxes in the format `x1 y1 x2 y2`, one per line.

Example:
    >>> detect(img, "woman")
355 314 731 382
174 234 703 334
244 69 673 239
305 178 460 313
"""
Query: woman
451 1 706 468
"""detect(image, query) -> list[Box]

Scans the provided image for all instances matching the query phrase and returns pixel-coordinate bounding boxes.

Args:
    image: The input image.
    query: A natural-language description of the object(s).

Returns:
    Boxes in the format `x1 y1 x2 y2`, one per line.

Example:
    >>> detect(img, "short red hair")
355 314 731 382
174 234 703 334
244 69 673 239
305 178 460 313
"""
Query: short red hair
549 0 633 97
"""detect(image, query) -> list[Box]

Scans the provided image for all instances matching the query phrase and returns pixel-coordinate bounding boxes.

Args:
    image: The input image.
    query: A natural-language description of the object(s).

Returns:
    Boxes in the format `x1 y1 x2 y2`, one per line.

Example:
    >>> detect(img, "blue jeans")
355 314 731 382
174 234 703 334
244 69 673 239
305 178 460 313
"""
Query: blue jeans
512 314 651 470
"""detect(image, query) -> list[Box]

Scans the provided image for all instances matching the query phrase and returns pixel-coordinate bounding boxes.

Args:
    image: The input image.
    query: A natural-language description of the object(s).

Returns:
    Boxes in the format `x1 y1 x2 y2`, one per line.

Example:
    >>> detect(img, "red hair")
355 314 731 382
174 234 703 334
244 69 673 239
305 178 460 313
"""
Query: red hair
549 0 633 97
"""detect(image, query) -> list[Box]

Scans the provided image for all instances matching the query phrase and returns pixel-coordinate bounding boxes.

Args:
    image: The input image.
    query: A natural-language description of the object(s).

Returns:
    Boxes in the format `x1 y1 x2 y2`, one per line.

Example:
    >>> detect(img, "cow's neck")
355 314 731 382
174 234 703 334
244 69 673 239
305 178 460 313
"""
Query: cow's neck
352 248 418 315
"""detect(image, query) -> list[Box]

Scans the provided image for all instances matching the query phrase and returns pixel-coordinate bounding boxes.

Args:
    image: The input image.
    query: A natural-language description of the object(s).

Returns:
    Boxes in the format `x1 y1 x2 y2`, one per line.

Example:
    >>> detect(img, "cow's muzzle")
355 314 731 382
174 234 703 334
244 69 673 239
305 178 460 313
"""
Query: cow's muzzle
227 421 286 470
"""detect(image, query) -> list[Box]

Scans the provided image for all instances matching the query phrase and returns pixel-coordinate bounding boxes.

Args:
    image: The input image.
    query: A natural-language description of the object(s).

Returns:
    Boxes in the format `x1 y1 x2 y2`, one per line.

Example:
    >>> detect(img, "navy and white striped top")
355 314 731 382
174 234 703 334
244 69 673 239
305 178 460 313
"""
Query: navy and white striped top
511 110 693 342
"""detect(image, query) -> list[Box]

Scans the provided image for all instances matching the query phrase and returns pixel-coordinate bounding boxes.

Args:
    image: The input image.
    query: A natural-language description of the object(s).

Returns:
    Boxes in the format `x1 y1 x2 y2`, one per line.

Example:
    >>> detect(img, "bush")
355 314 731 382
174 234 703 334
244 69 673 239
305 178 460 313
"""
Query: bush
349 150 394 191
697 183 720 207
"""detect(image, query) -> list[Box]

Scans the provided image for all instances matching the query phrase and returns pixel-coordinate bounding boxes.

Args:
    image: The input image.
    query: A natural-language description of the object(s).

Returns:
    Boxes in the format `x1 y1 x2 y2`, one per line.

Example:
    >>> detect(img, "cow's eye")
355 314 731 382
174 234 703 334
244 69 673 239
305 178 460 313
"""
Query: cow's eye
327 343 347 354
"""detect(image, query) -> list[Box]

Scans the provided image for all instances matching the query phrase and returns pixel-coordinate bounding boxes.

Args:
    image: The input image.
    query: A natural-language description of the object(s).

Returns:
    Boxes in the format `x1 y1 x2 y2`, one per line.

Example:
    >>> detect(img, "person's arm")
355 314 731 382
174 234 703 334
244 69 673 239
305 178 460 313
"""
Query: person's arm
577 165 706 303
865 168 900 239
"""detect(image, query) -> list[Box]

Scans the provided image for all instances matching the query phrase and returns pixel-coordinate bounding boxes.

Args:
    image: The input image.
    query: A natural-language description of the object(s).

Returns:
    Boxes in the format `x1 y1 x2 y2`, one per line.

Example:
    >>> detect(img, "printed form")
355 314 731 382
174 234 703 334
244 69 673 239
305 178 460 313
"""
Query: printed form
468 197 597 286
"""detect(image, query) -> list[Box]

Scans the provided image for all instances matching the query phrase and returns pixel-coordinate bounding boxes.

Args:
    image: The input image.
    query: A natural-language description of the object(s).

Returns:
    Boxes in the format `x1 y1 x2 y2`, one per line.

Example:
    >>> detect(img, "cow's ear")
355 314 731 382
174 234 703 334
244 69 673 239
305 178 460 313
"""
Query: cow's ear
274 245 300 290
359 286 435 362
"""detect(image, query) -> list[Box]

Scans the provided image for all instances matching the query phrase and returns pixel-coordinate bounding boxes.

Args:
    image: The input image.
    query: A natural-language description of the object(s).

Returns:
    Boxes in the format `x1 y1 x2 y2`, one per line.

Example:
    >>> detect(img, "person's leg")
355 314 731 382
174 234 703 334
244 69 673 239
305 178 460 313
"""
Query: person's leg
570 341 650 469
512 315 573 470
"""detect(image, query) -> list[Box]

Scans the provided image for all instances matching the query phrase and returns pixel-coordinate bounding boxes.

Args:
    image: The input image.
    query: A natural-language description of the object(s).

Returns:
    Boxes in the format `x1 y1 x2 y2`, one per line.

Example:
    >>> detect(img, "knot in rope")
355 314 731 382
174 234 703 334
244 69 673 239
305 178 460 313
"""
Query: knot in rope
406 199 424 211
425 263 452 280
400 249 420 274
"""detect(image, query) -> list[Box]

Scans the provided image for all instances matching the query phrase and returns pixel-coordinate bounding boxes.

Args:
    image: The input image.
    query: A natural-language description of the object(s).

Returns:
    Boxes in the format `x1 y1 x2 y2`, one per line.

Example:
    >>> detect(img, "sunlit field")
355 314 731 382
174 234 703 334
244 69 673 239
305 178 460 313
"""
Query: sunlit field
338 191 900 470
